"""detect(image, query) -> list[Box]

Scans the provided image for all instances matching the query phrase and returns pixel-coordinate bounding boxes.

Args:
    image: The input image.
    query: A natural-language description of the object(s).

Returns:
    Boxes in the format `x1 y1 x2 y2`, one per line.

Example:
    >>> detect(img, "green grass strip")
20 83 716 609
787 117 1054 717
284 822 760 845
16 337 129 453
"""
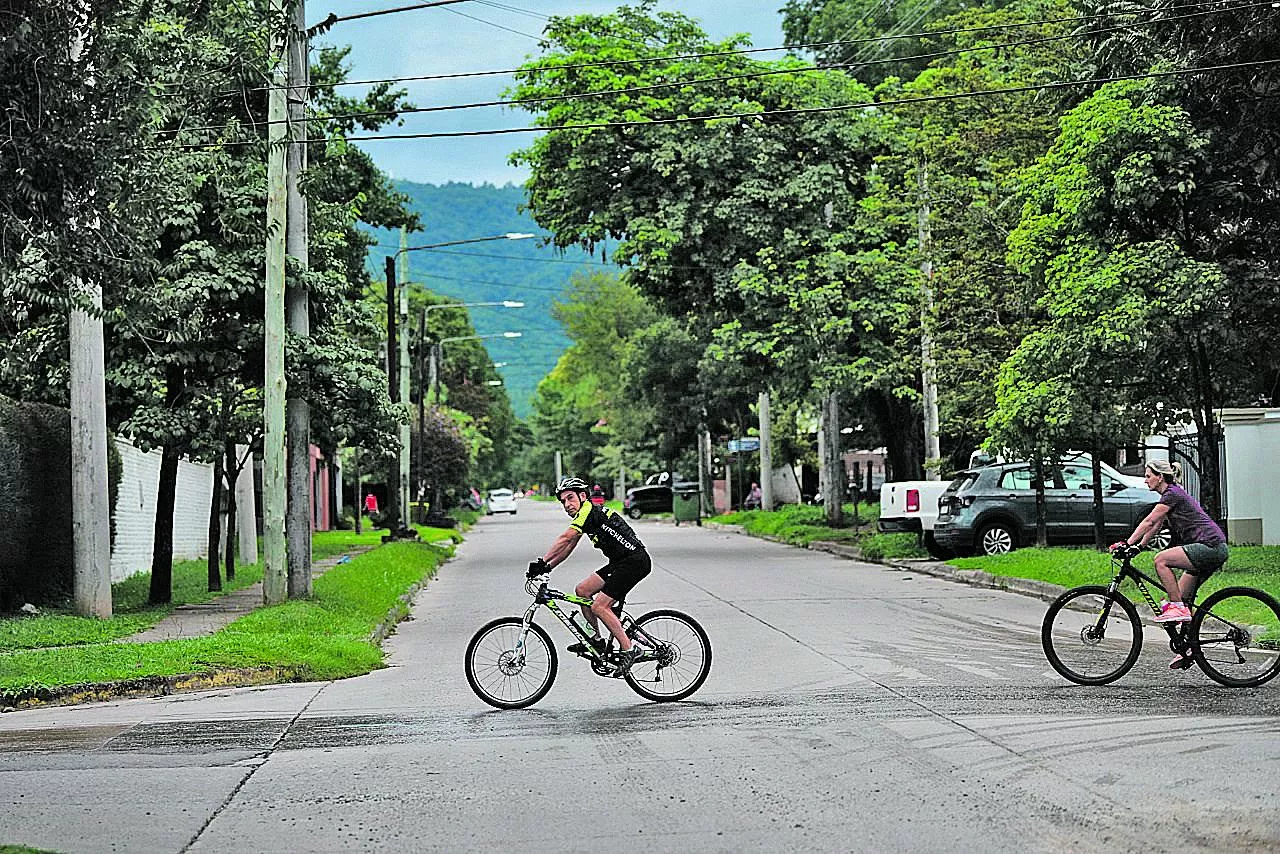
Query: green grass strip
707 502 917 553
0 560 265 653
0 540 444 698
949 545 1280 601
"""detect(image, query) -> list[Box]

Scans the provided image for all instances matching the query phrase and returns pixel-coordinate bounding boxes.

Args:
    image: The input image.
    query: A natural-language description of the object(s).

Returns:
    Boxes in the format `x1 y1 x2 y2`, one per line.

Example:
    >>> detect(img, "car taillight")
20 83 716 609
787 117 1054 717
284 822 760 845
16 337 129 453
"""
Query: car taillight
906 489 919 512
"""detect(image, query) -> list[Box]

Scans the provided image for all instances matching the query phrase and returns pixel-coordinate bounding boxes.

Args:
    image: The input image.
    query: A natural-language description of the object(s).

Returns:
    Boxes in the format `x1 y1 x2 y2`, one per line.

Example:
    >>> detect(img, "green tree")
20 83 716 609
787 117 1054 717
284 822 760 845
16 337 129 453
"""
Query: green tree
1006 79 1280 518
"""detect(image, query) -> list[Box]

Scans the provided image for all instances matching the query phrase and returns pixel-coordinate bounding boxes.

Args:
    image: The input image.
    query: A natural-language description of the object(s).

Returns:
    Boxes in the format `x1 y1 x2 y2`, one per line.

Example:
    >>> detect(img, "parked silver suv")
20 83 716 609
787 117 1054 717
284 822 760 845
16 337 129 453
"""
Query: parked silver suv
932 461 1171 556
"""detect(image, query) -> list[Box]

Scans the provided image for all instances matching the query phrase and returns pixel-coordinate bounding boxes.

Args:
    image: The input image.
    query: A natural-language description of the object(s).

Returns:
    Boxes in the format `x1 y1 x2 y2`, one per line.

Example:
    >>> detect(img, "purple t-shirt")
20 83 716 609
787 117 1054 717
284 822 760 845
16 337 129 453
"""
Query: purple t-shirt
1158 484 1225 547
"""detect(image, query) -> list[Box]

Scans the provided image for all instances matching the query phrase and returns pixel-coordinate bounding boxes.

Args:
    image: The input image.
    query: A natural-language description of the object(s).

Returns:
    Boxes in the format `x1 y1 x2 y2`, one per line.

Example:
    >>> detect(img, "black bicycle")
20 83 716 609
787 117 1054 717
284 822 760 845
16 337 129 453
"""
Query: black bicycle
464 572 712 709
1042 545 1280 687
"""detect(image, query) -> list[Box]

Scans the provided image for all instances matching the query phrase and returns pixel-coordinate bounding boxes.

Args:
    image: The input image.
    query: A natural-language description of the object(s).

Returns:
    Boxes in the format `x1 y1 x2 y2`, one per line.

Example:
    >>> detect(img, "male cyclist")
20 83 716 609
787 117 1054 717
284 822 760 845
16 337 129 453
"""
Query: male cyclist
528 476 651 675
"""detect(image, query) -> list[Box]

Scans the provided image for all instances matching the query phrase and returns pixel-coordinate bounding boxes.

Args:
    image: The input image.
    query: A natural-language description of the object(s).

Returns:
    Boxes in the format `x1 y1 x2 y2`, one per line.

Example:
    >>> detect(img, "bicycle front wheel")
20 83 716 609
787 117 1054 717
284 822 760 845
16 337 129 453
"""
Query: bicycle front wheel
623 609 712 702
1042 586 1142 685
465 617 558 709
1191 586 1280 688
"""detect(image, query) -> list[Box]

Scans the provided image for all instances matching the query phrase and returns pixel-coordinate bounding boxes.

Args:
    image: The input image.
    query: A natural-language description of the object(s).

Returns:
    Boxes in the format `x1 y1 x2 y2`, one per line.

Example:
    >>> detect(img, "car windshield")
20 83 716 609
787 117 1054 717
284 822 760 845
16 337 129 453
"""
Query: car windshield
946 472 980 493
489 490 511 498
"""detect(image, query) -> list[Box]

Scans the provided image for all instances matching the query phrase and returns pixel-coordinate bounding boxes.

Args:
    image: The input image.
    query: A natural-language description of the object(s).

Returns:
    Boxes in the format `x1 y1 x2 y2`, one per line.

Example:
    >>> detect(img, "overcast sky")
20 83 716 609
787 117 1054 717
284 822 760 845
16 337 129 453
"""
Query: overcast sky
315 1 787 186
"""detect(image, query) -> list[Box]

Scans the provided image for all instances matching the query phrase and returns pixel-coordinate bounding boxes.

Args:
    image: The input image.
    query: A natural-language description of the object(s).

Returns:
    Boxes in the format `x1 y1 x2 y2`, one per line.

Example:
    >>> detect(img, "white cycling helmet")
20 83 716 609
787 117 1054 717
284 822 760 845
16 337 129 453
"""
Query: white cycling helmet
555 476 589 497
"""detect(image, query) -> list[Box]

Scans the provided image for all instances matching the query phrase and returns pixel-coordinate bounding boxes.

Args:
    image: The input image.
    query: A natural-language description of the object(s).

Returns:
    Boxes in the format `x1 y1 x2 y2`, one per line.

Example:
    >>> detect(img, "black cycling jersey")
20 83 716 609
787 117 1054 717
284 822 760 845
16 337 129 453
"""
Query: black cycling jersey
569 502 646 562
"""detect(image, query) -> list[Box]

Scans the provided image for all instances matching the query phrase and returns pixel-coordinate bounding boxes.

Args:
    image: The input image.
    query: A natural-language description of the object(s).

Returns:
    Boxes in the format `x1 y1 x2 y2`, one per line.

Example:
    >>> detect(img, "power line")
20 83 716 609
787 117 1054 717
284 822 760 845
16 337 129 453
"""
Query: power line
471 0 549 22
161 0 1278 138
162 57 1280 151
306 0 474 36
439 3 543 39
293 0 1260 93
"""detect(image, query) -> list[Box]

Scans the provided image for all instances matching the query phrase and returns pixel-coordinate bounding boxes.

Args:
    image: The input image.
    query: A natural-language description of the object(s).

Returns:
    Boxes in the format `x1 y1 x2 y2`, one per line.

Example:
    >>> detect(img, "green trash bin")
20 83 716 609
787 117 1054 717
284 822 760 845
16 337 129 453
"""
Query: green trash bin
672 482 701 526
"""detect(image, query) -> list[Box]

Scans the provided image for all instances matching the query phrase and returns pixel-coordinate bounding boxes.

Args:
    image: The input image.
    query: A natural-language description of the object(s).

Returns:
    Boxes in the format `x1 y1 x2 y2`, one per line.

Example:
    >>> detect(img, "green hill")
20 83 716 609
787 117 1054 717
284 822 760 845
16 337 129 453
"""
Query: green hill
365 181 610 418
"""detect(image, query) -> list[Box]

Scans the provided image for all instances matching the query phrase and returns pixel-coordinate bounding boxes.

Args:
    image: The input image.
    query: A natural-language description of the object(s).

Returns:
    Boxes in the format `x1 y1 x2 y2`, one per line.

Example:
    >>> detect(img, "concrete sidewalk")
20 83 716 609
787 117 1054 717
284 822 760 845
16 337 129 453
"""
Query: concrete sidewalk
124 547 374 644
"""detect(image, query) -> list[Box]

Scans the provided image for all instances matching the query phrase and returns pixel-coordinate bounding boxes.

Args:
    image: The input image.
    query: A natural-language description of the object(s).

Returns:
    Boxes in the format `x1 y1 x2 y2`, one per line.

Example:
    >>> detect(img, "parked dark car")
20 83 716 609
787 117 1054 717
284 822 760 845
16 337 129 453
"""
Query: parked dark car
624 484 672 519
931 461 1171 556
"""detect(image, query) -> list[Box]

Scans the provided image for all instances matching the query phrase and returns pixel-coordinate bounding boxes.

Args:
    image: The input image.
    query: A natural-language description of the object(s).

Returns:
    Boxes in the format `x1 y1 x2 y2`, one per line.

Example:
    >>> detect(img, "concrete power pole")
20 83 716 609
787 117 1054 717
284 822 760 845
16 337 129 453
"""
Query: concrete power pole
820 390 843 528
758 391 773 512
384 255 401 536
66 1 111 618
917 159 942 481
262 0 289 604
397 228 412 530
69 281 111 619
285 0 312 597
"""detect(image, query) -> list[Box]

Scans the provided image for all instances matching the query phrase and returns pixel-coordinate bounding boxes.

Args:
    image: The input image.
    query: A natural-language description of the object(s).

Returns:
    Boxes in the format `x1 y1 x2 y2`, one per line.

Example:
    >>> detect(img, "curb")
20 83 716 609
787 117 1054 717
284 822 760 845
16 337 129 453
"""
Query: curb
3 544 457 713
805 538 1069 604
1 666 305 713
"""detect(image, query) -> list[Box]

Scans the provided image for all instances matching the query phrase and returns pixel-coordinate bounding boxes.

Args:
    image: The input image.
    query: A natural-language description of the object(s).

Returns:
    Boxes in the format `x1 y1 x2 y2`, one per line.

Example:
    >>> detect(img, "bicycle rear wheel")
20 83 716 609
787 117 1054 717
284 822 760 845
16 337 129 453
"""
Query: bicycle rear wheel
1042 586 1142 685
623 609 712 702
465 617 558 709
1191 586 1280 688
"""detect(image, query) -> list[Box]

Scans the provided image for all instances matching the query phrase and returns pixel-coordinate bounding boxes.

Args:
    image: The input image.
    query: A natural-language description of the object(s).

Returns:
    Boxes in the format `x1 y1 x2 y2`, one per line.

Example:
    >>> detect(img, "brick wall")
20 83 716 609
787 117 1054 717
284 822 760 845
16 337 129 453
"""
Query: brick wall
110 438 214 583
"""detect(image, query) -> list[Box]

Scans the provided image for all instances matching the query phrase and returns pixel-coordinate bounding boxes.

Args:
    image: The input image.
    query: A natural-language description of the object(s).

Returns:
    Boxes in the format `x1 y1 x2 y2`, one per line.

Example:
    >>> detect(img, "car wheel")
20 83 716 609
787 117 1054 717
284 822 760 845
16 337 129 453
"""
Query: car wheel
923 532 955 561
1147 526 1171 551
627 506 643 520
977 522 1016 556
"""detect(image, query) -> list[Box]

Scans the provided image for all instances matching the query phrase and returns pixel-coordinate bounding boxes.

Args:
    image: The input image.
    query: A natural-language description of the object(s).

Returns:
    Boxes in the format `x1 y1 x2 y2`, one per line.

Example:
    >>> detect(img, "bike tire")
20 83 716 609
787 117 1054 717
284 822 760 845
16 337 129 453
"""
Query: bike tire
1042 585 1142 685
465 617 558 709
623 609 712 702
1190 586 1280 688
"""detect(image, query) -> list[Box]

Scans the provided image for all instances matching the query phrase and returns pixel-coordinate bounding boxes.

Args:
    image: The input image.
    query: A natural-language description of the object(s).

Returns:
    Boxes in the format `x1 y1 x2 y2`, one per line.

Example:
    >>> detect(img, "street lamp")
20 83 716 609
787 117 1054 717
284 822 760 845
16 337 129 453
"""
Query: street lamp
415 330 522 524
383 233 534 535
432 332 522 402
412 302 522 522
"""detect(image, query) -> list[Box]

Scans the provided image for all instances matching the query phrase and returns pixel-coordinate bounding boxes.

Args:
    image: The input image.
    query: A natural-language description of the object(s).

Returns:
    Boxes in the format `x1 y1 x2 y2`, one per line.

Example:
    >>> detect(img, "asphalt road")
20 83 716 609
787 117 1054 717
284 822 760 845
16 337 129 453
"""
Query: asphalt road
2 500 1278 853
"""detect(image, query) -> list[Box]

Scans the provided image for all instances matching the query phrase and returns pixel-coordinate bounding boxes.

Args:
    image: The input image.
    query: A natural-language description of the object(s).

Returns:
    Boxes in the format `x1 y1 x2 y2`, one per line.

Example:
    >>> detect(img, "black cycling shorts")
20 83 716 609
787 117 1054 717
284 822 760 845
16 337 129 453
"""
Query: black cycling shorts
595 550 651 602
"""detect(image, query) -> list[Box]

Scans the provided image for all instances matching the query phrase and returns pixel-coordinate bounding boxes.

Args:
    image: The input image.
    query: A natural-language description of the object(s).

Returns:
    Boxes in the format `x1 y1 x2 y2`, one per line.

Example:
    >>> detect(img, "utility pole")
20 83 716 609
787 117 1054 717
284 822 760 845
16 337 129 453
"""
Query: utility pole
758 391 773 512
384 255 401 538
397 227 412 530
416 309 427 524
918 158 942 481
262 0 289 604
820 390 843 527
285 0 312 597
66 1 111 619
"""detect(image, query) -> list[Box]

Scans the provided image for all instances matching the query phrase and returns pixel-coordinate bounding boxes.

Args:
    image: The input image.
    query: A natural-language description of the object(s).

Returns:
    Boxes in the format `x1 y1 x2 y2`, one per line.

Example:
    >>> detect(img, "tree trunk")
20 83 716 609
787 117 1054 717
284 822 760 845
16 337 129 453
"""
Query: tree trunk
870 389 923 481
353 450 363 535
148 365 185 605
1090 442 1106 551
223 439 238 581
148 443 180 605
1033 457 1048 548
207 445 224 592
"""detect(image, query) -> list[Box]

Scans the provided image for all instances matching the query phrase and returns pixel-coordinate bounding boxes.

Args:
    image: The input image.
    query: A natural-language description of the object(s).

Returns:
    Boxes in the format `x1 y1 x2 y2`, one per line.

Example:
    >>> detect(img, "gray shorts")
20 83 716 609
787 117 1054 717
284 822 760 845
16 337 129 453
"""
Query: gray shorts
1183 542 1229 577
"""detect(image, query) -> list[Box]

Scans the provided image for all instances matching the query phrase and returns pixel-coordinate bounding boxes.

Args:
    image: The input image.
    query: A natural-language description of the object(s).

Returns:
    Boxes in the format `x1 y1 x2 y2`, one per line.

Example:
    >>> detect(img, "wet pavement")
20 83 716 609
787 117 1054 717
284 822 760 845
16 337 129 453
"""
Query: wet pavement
2 502 1278 853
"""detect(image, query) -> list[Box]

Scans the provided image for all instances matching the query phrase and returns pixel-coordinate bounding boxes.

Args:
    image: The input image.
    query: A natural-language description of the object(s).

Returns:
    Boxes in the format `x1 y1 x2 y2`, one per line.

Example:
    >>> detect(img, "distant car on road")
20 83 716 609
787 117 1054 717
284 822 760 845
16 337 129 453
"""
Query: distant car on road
485 488 518 515
624 484 672 519
932 461 1170 556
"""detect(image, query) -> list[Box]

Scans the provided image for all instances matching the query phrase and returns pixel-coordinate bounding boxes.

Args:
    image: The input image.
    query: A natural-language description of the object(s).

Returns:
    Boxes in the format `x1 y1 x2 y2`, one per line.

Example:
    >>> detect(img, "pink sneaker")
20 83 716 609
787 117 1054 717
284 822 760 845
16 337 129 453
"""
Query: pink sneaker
1153 601 1192 623
1169 653 1194 670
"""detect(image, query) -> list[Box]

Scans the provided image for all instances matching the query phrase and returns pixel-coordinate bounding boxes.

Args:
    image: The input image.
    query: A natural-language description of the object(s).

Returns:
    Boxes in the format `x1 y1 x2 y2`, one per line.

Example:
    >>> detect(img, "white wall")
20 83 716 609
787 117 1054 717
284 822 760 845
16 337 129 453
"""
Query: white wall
110 438 214 582
1221 408 1280 545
